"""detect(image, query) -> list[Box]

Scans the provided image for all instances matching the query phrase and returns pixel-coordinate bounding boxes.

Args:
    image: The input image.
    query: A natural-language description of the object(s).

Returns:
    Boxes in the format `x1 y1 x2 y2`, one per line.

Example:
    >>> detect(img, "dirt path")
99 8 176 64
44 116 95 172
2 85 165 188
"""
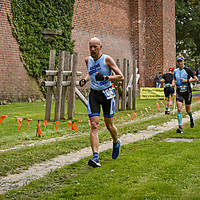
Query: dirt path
0 111 199 194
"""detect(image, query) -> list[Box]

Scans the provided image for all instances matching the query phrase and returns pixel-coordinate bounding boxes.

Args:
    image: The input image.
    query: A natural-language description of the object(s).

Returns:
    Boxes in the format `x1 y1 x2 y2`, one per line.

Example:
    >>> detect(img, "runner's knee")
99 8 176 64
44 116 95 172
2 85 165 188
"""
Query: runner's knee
90 121 99 130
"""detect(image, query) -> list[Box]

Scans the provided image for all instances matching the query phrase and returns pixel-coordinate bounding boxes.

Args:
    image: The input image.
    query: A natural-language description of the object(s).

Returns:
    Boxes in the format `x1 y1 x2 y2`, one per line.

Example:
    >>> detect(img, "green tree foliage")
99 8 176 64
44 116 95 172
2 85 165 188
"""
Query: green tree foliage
9 0 75 93
176 0 200 70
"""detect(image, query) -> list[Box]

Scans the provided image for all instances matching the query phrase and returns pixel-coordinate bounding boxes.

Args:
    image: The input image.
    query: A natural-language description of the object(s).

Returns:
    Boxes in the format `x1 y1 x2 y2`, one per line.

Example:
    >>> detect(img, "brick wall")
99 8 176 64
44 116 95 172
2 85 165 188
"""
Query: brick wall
0 0 42 102
130 0 147 87
0 0 176 102
145 0 164 86
72 0 176 88
163 0 176 73
72 0 134 85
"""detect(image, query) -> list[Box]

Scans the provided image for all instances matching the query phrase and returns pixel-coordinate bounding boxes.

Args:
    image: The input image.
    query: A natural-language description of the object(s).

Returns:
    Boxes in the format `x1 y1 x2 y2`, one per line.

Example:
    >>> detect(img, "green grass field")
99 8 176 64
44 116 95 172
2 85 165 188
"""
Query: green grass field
0 98 200 199
40 123 200 200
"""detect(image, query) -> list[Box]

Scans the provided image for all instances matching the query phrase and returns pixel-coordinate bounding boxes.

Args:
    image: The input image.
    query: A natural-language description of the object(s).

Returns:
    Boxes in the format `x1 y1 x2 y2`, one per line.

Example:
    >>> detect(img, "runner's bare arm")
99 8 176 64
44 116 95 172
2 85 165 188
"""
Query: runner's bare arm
180 75 198 83
79 57 90 87
105 56 124 81
84 57 90 82
172 78 176 88
160 78 165 87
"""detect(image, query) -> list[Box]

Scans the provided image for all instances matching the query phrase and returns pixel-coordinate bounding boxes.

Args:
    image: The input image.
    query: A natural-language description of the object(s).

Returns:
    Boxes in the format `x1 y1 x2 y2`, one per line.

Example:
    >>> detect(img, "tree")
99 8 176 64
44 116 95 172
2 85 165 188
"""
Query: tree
176 0 200 71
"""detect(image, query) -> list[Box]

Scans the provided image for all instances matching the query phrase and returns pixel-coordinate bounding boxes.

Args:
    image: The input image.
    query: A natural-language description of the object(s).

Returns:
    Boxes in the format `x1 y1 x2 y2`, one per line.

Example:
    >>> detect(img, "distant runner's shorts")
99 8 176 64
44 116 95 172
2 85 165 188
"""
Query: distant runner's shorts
176 91 192 105
88 88 115 118
164 87 174 98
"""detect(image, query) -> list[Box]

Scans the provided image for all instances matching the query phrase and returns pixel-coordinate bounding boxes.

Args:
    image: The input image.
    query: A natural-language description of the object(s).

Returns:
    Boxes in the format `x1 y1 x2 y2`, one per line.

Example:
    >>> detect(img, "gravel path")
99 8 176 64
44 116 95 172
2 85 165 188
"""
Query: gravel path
0 111 199 194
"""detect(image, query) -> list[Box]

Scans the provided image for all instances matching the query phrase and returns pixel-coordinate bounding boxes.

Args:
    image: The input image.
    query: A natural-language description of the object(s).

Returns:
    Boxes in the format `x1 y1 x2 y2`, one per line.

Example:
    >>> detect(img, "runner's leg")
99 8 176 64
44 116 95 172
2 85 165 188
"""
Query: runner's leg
90 116 100 153
104 117 118 143
177 101 183 126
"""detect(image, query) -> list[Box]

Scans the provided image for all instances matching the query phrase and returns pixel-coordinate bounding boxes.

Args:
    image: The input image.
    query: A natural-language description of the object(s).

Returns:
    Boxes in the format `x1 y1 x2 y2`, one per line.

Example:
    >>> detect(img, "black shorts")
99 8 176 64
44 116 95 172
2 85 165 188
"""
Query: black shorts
176 91 192 105
164 87 174 98
88 88 115 118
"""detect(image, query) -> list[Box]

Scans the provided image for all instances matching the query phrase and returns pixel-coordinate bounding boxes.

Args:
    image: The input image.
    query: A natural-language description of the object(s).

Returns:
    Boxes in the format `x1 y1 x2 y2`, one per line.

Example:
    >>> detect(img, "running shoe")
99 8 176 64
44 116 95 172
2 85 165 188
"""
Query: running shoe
88 157 101 168
176 126 183 133
112 139 120 159
190 118 195 128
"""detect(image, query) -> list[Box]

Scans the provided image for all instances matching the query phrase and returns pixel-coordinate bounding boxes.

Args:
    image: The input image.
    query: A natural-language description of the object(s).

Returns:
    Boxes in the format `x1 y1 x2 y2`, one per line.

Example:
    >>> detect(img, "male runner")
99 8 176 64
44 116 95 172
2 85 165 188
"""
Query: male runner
79 37 124 167
172 56 198 133
161 67 175 114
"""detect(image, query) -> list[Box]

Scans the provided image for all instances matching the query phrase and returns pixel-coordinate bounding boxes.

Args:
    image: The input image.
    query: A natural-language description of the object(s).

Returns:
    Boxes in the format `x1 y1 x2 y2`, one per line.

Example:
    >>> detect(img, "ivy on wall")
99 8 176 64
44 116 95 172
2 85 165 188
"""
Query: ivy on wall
9 0 75 94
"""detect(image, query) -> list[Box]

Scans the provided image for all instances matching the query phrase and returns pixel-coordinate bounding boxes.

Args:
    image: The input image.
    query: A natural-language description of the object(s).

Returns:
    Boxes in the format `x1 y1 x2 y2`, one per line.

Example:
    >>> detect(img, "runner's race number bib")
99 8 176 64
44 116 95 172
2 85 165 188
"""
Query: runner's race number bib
179 85 187 92
103 87 116 99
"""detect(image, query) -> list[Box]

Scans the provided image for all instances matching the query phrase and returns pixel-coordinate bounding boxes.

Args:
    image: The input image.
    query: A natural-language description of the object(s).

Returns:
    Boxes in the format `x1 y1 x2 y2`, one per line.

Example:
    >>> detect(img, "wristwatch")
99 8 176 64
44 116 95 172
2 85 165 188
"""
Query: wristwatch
105 76 109 81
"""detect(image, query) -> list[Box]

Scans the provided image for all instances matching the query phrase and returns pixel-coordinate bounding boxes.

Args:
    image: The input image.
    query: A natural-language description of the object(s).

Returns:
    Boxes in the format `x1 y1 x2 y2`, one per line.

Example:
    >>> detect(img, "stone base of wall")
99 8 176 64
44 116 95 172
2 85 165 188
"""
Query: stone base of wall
0 95 44 105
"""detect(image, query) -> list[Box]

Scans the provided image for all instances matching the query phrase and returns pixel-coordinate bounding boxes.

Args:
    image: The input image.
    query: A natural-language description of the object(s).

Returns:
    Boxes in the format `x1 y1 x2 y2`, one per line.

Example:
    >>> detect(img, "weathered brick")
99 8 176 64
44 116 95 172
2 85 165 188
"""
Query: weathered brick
72 0 176 87
0 0 43 102
0 0 176 103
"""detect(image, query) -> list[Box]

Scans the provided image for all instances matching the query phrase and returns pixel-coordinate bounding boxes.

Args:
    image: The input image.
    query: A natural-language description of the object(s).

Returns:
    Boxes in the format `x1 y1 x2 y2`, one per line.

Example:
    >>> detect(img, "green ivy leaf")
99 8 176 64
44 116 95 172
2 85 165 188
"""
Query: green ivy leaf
10 0 75 95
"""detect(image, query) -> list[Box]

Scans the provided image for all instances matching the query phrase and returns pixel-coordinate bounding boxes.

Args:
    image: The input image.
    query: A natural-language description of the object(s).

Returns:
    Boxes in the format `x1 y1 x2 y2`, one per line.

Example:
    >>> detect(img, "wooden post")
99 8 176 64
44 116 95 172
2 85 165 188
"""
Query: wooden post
127 59 130 84
121 58 127 111
68 52 78 119
60 52 70 119
115 59 120 112
132 59 137 110
126 59 131 110
54 51 65 121
67 54 72 105
127 86 132 110
75 87 88 107
45 50 56 121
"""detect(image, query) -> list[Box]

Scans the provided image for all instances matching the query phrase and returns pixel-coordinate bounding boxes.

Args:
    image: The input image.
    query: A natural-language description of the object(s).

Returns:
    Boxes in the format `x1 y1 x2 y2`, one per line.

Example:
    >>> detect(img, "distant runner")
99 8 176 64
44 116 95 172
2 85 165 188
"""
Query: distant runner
161 67 175 114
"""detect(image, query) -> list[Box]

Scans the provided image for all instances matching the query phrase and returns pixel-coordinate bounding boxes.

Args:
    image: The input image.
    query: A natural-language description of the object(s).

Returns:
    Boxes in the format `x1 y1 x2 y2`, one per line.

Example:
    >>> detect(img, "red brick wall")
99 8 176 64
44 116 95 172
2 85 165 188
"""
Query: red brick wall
145 0 164 86
0 0 42 102
72 0 176 88
163 0 176 73
130 0 147 87
0 0 176 102
144 0 176 86
72 0 134 84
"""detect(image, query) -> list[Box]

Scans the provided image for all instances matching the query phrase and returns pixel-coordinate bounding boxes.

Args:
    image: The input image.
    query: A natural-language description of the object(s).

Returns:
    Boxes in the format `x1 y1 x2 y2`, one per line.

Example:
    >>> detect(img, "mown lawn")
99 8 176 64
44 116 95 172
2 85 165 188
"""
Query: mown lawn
0 98 200 199
0 98 167 149
1 118 200 200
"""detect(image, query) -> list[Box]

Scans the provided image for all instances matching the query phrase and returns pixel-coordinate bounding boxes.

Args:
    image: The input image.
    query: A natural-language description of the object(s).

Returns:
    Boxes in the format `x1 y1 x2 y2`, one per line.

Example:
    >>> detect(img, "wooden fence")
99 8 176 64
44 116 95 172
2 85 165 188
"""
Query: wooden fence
42 50 82 121
115 58 138 111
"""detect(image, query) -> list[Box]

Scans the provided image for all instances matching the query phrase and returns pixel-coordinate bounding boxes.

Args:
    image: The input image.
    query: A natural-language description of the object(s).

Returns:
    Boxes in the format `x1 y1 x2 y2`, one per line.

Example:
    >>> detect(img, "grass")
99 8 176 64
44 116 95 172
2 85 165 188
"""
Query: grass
0 98 200 199
0 98 163 149
1 118 200 200
0 98 195 177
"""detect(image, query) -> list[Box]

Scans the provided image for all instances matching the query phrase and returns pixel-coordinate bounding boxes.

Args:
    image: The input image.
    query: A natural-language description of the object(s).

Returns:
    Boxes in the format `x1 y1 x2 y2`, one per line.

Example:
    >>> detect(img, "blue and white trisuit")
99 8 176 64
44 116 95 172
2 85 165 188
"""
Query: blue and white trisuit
87 54 115 118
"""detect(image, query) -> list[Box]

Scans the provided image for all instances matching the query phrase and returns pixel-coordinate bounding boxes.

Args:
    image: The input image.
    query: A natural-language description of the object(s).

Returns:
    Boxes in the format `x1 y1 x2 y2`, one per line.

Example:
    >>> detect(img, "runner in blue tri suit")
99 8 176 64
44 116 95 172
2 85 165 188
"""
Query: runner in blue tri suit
79 37 124 167
173 56 198 133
